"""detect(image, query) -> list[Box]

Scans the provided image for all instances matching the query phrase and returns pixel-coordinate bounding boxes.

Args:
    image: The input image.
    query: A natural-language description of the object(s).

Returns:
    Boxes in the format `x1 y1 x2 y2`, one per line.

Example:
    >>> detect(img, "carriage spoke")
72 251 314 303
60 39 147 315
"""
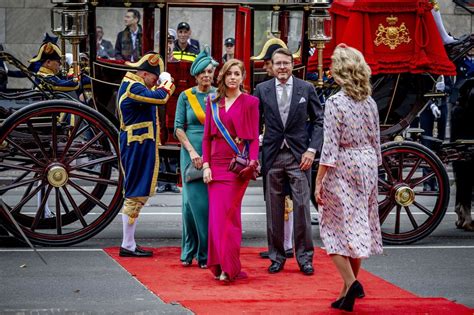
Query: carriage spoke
67 180 109 211
51 113 58 159
26 120 48 160
0 177 42 194
69 173 118 185
412 200 433 216
394 205 401 234
59 116 83 161
59 193 71 214
404 157 422 182
397 153 404 181
416 191 440 196
410 172 435 188
404 206 419 229
378 177 391 190
5 137 46 167
75 123 93 140
20 181 36 202
55 187 62 235
0 162 38 172
379 201 395 225
62 186 88 228
8 170 31 186
9 182 45 215
66 131 105 164
31 185 53 231
69 155 116 171
382 157 395 183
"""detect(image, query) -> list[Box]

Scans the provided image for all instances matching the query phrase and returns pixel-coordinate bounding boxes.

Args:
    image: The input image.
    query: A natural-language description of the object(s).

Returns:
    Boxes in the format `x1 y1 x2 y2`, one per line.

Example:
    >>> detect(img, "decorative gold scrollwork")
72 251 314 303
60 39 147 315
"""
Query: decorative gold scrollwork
374 15 412 50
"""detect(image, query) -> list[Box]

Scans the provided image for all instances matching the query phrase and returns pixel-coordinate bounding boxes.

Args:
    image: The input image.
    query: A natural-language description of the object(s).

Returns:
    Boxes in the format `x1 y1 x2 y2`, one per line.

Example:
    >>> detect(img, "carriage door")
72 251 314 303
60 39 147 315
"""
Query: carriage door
235 6 252 91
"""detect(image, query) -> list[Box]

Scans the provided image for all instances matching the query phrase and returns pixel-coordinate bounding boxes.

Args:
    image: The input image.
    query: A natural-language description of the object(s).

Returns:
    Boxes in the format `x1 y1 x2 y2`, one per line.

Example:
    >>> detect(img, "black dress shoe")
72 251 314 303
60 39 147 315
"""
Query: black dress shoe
311 216 319 225
135 245 153 255
300 263 314 275
259 251 270 258
156 184 166 193
168 184 181 193
268 261 285 274
119 247 153 257
339 280 364 312
285 249 294 258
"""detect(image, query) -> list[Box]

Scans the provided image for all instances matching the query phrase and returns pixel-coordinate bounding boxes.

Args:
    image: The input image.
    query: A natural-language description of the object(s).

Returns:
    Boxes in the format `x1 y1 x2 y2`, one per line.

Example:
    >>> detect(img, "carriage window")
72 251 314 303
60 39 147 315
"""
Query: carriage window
254 10 272 56
169 7 212 52
223 9 236 59
287 11 303 54
95 7 144 62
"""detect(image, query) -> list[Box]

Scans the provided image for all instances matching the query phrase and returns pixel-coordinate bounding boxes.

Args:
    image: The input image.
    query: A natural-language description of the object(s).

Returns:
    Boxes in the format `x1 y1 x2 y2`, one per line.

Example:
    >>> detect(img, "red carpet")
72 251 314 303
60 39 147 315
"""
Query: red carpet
105 247 472 314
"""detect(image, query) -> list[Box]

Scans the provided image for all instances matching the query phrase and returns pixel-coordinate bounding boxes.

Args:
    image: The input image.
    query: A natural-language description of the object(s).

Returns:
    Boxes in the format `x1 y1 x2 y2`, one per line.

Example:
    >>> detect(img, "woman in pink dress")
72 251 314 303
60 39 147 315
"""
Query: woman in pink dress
315 44 383 312
202 59 260 282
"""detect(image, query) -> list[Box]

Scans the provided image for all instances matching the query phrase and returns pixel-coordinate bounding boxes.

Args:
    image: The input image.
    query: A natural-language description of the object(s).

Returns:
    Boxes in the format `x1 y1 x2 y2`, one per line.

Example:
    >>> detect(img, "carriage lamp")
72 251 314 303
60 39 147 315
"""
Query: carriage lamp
271 6 281 37
61 8 88 77
51 7 69 76
308 1 332 87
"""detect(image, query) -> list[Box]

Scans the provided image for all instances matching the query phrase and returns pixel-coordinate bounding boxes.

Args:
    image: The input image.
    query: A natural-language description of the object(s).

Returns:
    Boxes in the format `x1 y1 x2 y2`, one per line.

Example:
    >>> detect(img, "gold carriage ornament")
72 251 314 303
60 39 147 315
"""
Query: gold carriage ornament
374 15 411 50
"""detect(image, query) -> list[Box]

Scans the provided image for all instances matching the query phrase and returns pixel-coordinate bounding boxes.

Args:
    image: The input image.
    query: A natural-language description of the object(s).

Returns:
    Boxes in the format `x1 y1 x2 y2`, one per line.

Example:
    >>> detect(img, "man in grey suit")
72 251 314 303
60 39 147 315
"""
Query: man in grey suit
254 48 323 275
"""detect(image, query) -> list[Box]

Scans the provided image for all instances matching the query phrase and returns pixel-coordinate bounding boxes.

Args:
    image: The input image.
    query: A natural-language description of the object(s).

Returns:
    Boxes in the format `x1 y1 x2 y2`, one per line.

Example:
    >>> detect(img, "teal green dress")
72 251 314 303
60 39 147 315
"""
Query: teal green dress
174 86 215 265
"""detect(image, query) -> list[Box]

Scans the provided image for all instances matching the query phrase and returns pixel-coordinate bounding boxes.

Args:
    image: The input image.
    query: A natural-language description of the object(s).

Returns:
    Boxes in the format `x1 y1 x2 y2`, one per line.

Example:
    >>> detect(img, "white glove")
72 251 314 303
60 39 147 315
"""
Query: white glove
159 71 172 84
259 134 263 146
430 103 441 119
435 81 445 92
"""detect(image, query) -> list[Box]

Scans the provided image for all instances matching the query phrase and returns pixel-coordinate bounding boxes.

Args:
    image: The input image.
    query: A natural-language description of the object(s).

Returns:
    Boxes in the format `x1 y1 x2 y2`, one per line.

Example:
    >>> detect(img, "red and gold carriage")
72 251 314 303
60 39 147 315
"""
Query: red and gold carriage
0 0 472 246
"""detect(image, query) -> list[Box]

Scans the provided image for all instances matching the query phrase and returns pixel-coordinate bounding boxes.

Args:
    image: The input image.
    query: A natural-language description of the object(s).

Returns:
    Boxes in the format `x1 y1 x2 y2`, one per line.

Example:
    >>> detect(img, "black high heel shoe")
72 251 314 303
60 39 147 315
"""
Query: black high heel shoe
339 280 364 312
331 297 345 309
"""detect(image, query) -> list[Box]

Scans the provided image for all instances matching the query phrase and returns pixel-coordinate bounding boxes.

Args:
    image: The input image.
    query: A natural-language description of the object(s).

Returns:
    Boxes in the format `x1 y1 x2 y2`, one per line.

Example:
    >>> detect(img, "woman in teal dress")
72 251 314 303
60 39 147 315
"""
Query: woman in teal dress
174 48 218 268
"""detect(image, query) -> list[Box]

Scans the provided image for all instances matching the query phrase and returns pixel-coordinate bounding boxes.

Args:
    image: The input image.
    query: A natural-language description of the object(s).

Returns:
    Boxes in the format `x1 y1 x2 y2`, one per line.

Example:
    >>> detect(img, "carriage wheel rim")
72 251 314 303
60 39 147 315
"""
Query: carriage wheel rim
394 185 415 207
47 164 69 188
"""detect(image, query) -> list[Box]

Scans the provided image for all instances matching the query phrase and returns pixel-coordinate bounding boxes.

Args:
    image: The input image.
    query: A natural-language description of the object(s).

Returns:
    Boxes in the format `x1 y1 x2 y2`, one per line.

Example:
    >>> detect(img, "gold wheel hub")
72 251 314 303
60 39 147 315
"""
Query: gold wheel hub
394 186 415 206
47 165 68 188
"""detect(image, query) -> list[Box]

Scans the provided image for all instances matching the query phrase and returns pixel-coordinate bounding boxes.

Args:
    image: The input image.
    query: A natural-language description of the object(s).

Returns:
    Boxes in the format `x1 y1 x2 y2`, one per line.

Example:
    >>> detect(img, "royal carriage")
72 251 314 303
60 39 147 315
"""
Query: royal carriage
0 0 472 246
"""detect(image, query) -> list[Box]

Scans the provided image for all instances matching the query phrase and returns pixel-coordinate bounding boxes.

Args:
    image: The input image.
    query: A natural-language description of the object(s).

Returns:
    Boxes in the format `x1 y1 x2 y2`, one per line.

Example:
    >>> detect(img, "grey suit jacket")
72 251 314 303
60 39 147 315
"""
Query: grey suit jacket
254 76 324 180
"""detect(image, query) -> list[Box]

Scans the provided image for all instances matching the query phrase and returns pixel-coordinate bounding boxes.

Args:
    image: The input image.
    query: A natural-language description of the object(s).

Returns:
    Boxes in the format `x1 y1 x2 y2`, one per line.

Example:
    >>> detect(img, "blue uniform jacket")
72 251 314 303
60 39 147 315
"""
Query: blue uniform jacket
36 66 80 92
118 71 175 197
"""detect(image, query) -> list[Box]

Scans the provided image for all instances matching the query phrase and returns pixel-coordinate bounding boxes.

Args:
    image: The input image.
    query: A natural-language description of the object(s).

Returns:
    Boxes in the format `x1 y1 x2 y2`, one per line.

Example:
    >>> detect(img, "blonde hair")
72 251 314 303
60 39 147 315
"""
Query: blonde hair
216 59 246 102
331 43 372 101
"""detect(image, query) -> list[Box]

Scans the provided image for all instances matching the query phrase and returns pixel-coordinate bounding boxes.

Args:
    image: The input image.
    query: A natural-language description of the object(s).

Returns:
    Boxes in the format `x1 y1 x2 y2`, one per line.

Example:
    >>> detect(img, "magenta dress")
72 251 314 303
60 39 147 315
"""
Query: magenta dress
202 93 259 280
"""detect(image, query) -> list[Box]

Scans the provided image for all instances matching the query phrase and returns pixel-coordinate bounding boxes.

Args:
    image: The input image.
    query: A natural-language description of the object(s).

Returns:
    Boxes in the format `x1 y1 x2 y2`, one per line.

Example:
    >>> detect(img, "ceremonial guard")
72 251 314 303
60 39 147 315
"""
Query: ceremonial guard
29 42 80 92
118 52 175 257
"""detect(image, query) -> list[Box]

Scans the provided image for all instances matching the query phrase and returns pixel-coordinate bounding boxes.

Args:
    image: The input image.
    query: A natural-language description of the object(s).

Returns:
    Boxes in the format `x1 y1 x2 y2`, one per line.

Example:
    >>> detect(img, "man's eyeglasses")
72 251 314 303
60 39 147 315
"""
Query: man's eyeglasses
273 61 292 68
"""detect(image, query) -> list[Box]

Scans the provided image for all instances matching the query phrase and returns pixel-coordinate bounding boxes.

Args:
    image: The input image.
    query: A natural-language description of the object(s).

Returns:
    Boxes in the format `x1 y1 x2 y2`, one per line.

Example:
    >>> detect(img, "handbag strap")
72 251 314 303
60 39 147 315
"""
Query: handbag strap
184 88 206 125
209 94 242 156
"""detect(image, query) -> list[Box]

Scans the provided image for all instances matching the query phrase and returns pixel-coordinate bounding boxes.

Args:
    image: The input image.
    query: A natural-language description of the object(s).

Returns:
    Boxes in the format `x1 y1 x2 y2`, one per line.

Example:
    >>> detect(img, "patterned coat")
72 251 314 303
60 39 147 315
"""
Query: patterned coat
319 91 383 258
118 71 174 197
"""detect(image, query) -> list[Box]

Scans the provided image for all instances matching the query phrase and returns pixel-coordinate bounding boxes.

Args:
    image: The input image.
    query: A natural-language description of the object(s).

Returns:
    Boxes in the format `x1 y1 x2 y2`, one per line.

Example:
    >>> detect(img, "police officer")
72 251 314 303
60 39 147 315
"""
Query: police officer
173 22 200 62
222 37 235 63
118 52 175 257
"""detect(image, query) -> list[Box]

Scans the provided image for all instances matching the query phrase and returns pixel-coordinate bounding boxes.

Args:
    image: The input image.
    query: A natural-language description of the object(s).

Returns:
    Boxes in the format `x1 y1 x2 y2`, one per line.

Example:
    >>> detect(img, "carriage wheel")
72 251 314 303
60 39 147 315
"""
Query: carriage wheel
378 141 449 245
0 100 123 246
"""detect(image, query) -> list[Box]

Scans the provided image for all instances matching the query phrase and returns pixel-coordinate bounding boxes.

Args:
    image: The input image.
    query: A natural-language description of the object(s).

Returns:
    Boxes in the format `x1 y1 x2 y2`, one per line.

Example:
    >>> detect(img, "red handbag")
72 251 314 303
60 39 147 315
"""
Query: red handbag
228 155 250 174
